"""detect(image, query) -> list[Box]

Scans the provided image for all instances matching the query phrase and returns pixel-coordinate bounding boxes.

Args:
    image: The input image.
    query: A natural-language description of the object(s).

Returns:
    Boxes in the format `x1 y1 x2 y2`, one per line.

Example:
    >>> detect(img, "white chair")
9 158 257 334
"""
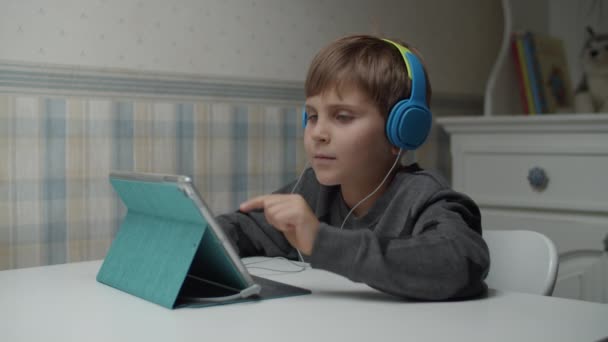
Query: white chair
483 230 559 296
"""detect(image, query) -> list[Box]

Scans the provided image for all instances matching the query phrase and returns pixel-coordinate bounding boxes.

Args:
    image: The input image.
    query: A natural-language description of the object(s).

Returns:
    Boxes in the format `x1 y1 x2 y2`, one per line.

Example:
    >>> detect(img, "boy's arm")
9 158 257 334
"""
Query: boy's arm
215 209 297 258
308 188 490 300
214 181 301 259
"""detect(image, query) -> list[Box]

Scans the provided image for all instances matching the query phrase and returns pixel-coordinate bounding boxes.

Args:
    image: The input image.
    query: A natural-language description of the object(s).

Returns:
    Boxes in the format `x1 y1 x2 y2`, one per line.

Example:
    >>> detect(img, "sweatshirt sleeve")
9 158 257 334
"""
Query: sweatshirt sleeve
308 188 490 300
215 209 298 259
214 182 300 260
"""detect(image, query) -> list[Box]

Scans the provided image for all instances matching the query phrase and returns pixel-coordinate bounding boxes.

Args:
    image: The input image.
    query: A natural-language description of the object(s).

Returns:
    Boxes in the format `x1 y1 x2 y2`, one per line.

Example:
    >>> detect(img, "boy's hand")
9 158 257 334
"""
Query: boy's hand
240 194 320 255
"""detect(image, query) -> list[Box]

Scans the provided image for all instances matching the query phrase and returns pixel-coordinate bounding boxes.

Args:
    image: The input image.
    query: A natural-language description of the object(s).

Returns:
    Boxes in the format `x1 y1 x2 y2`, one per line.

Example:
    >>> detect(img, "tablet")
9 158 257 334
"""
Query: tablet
97 171 310 309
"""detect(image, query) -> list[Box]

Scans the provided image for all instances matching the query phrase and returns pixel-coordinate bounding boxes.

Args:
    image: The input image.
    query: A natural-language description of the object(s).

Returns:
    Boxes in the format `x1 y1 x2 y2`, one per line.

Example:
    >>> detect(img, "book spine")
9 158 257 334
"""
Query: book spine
510 33 529 114
525 32 548 114
517 37 536 114
522 32 542 114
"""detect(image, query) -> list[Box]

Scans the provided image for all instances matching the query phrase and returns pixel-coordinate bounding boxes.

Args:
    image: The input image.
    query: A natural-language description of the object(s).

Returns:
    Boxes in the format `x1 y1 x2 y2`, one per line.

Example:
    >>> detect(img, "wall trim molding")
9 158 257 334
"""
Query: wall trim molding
0 60 483 111
0 60 304 104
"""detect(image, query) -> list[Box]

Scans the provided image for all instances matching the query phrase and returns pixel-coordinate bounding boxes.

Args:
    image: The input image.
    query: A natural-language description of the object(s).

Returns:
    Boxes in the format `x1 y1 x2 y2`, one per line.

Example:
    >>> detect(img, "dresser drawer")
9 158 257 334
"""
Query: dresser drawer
459 145 608 213
439 115 608 303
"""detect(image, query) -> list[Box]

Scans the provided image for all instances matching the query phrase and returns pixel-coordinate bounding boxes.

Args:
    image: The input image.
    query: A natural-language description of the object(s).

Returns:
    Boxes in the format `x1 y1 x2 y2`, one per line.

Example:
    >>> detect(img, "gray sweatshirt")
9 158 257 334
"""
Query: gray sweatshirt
216 165 490 300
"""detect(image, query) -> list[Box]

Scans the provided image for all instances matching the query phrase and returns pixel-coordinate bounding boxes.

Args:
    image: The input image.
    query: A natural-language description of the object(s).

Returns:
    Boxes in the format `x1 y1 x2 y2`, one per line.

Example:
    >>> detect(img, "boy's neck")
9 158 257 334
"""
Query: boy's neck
340 173 395 218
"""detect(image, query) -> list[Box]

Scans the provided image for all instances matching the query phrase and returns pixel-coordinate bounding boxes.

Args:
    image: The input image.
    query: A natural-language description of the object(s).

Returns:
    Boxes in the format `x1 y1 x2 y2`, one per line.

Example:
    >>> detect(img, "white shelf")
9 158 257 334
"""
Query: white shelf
438 113 608 133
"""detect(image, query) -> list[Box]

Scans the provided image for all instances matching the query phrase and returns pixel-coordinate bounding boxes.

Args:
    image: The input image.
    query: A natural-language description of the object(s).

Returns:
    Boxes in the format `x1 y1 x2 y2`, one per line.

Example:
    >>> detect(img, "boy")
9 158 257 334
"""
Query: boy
216 35 489 300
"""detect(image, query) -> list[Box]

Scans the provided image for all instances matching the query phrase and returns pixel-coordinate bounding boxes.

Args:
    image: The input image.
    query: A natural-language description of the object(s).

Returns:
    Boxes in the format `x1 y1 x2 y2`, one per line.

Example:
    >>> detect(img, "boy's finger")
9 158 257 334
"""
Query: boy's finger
239 195 269 212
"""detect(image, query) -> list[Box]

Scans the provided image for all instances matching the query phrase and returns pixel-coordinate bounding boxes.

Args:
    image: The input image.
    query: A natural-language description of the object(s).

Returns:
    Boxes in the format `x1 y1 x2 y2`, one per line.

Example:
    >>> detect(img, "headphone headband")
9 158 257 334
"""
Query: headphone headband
381 39 427 106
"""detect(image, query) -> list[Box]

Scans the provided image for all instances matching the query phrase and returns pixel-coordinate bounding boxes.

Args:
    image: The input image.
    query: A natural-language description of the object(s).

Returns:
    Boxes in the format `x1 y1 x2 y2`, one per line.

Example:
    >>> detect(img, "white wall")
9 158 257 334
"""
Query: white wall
549 0 608 87
0 0 503 96
509 0 608 95
484 0 608 115
510 0 548 34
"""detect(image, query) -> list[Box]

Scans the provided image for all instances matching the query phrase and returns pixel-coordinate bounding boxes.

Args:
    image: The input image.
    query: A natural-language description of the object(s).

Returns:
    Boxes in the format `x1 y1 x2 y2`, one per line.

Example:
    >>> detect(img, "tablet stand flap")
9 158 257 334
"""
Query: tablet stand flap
97 178 207 309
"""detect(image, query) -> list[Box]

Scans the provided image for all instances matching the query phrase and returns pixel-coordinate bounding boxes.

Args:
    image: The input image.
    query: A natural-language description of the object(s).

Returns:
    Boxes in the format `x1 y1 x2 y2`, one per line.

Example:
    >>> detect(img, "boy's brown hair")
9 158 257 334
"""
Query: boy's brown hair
305 35 432 118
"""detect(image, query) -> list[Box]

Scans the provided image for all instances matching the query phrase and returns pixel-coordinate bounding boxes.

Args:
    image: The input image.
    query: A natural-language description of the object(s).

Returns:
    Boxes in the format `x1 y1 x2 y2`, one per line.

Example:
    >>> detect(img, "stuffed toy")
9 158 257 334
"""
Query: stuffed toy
575 27 608 113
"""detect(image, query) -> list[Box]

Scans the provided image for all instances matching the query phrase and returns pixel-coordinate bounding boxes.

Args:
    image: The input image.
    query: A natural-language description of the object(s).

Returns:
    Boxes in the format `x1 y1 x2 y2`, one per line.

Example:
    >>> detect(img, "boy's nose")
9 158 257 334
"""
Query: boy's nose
310 120 330 143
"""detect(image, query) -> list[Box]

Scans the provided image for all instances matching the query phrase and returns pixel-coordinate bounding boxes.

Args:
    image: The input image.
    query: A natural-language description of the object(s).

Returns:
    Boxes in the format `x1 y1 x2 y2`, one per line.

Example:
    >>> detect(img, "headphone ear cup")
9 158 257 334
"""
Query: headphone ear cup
386 99 432 150
302 106 307 128
386 100 405 147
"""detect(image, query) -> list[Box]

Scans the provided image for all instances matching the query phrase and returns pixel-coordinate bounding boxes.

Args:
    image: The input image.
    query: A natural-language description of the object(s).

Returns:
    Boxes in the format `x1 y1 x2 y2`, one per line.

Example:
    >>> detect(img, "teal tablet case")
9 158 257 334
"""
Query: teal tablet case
97 178 211 308
97 175 310 309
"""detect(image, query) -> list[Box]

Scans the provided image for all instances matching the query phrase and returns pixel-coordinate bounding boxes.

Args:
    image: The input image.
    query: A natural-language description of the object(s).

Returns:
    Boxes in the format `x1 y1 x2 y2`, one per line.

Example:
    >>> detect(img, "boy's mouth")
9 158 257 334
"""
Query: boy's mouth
314 154 336 160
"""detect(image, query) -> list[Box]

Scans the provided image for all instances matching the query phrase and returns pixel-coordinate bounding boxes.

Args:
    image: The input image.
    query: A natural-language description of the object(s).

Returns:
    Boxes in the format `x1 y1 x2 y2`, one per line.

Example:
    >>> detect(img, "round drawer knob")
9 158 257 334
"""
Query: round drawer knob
527 167 549 191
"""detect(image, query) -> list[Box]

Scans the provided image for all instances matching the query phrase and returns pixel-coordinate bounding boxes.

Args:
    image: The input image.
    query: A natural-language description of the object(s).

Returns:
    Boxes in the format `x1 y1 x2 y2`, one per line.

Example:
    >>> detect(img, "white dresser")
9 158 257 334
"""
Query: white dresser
437 114 608 303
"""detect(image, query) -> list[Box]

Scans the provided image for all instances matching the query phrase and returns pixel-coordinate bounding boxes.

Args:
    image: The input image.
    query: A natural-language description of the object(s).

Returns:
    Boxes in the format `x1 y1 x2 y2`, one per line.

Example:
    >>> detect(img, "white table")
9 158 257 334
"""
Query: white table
1 257 607 342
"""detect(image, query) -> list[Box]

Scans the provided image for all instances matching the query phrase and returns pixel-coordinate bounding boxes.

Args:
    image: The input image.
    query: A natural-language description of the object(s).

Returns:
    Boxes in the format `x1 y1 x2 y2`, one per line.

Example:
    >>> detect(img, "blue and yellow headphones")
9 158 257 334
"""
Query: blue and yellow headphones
302 39 432 150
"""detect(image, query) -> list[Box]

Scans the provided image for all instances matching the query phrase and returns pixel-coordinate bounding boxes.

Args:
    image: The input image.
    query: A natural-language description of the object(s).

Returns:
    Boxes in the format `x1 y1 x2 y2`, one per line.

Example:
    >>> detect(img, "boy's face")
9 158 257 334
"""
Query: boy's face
304 86 397 187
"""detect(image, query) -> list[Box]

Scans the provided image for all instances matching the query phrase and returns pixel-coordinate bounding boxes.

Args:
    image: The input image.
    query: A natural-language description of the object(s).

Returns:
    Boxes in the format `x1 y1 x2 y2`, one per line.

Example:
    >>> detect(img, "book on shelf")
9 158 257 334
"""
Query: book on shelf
510 31 574 114
511 34 533 114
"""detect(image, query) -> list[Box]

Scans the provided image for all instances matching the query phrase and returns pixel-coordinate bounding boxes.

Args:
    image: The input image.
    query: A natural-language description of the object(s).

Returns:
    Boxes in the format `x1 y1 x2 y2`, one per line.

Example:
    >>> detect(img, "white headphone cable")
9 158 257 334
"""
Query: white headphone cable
244 162 310 274
290 161 310 263
339 149 403 230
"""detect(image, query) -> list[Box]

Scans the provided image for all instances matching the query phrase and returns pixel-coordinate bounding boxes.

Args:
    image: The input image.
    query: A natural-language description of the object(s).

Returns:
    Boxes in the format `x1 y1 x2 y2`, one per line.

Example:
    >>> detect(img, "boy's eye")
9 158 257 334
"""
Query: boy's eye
306 114 318 123
336 113 353 122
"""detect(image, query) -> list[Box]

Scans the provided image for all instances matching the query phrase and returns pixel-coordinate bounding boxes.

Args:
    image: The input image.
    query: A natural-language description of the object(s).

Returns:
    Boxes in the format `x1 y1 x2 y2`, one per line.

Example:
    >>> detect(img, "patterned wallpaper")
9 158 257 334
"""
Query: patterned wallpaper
0 95 304 269
0 0 503 94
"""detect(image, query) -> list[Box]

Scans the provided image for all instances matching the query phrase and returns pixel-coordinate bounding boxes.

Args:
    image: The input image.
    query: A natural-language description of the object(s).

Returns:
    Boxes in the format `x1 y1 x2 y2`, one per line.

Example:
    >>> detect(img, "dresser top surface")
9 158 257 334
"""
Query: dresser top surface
436 114 608 133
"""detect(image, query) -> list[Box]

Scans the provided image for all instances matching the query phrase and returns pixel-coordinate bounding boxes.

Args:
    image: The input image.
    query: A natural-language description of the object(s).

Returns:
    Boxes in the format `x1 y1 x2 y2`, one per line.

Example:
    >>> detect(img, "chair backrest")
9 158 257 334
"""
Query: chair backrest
483 230 559 296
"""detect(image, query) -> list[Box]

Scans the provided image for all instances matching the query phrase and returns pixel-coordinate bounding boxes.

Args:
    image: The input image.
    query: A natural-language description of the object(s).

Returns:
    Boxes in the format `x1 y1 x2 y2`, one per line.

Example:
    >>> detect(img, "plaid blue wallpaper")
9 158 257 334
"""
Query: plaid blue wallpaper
0 95 305 269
